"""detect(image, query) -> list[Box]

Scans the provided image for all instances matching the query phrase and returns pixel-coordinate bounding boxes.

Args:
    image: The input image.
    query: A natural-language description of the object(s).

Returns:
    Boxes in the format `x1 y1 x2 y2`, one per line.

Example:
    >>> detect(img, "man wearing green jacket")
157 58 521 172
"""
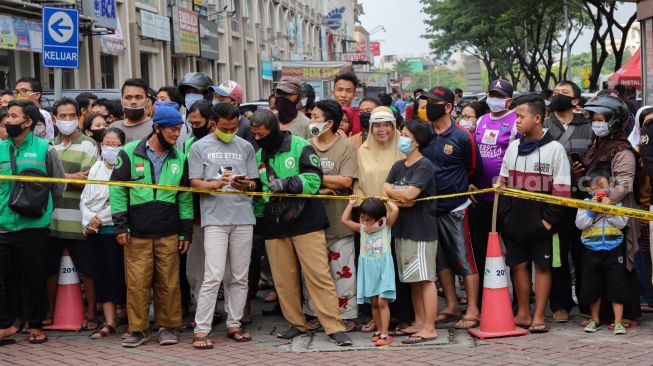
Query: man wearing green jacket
110 105 193 348
250 109 352 347
0 100 65 344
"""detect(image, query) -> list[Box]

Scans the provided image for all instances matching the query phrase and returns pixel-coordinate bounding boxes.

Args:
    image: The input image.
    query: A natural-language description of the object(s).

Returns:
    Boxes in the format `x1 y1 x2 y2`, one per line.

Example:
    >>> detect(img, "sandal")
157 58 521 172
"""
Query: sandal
435 311 460 323
82 317 100 331
344 320 356 332
454 317 479 330
361 319 376 333
192 334 214 349
528 322 550 333
179 322 196 331
401 334 437 344
27 329 48 344
91 323 117 339
226 327 252 342
307 318 323 332
371 332 381 343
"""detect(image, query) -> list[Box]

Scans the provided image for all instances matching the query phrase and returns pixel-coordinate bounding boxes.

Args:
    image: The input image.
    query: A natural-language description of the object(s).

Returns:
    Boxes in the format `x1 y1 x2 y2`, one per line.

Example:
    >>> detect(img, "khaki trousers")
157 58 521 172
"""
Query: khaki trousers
124 235 182 332
266 230 345 335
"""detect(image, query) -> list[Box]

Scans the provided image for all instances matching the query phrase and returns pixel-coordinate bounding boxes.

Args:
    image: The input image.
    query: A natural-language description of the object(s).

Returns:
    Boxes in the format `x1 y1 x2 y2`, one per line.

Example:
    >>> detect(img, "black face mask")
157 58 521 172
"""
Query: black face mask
359 112 371 130
518 139 539 156
90 128 105 143
6 121 26 138
192 123 210 140
549 94 575 112
275 97 299 123
426 103 446 122
156 128 173 150
256 131 284 152
124 105 146 121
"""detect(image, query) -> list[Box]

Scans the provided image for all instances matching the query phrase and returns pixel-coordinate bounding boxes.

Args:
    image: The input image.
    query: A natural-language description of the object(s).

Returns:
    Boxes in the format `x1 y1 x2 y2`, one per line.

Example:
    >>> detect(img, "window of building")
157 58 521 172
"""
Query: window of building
140 53 150 86
100 55 115 89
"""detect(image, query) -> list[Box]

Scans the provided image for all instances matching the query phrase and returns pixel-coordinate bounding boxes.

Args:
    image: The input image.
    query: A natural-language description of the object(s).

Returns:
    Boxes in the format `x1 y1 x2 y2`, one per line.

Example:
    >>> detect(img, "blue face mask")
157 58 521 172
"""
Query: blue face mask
397 136 414 154
212 101 219 106
185 93 204 109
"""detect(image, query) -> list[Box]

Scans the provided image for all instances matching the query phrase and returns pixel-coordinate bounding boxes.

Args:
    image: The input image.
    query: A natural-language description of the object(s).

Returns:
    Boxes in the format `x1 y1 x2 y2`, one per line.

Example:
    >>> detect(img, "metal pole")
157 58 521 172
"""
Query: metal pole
54 68 62 100
564 0 571 80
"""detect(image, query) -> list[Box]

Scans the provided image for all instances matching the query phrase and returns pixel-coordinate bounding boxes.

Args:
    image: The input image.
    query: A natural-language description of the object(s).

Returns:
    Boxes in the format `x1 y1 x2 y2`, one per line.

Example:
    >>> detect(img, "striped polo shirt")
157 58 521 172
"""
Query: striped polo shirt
51 131 98 240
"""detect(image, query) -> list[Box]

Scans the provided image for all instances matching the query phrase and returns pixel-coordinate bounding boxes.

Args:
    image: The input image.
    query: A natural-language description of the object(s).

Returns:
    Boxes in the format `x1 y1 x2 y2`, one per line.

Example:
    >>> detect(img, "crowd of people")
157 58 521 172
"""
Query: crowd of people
0 71 652 349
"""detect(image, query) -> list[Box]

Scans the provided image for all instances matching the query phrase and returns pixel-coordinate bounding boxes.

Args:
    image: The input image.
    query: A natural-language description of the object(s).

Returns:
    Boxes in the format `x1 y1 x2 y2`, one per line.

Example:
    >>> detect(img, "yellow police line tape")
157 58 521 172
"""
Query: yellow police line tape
0 174 651 221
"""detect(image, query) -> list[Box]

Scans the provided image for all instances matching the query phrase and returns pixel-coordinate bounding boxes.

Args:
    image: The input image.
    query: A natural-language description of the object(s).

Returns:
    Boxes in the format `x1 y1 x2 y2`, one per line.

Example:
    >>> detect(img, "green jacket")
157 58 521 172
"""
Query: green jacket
0 132 66 231
256 131 328 239
109 137 193 239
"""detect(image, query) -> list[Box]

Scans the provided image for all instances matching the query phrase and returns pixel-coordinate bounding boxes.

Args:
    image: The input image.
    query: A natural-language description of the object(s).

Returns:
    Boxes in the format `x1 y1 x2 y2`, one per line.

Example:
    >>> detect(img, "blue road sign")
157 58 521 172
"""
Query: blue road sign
42 7 79 69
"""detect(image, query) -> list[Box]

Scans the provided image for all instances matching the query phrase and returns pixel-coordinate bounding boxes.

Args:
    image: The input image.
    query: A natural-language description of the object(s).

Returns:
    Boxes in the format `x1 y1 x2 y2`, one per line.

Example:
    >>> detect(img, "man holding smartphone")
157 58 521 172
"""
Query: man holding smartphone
543 80 594 323
186 102 260 348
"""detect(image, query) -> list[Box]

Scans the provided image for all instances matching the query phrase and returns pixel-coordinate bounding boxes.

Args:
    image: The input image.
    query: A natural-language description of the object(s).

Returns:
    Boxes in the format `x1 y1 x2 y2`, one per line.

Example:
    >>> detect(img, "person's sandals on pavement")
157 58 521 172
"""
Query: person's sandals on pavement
192 332 214 349
227 327 252 342
90 323 117 339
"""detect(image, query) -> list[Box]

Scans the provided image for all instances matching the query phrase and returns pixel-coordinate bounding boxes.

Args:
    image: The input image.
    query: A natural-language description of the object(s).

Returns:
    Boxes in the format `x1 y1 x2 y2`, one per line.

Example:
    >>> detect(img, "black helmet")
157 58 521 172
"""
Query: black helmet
177 72 214 96
299 82 316 110
584 96 630 134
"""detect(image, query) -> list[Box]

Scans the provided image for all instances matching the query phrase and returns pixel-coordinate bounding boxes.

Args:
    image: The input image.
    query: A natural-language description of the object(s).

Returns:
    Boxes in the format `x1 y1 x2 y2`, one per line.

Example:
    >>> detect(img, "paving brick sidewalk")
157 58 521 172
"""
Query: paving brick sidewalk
2 310 652 366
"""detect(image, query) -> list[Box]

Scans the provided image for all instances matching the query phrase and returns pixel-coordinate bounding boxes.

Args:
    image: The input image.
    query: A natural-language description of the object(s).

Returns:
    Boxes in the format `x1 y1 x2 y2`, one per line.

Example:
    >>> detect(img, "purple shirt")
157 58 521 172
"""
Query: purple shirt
474 111 519 201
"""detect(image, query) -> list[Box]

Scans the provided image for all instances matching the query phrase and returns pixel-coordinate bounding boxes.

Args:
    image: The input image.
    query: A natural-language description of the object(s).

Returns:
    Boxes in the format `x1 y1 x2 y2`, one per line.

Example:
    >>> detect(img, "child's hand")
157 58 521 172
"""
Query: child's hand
348 196 358 205
600 197 612 206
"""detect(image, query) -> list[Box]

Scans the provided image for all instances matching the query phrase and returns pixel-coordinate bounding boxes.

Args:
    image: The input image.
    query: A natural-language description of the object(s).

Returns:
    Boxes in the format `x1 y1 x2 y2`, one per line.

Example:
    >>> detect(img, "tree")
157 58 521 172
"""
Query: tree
408 66 466 91
393 59 413 77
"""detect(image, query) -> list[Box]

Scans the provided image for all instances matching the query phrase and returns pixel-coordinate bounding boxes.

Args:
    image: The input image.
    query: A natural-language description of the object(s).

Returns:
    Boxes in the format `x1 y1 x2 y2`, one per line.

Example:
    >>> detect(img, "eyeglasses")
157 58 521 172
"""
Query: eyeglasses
101 143 122 148
461 114 476 120
13 89 33 96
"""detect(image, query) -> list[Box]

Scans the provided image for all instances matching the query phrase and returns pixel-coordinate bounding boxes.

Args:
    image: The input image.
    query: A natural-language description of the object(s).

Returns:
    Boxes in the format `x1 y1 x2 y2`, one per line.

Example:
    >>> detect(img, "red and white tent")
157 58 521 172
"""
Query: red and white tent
608 48 641 89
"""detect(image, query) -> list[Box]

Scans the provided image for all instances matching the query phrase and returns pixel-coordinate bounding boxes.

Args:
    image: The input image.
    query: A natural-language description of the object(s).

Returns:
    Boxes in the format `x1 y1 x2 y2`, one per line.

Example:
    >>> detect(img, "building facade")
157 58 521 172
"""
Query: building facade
0 0 357 102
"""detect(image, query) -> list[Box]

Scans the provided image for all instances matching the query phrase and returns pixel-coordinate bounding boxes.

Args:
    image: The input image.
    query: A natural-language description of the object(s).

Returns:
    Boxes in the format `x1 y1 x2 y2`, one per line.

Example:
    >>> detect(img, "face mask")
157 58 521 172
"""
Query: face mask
397 136 414 154
90 128 106 142
418 108 428 122
486 97 508 113
56 120 78 136
211 101 219 106
123 104 146 120
592 121 610 137
300 97 308 108
33 124 46 138
363 219 385 234
101 146 121 165
6 121 26 138
517 139 539 156
257 132 283 152
14 95 30 101
192 123 210 140
459 119 474 130
359 112 371 130
156 128 173 149
309 122 329 137
154 100 180 111
215 128 238 143
185 93 204 109
549 94 575 112
426 103 446 122
275 97 299 123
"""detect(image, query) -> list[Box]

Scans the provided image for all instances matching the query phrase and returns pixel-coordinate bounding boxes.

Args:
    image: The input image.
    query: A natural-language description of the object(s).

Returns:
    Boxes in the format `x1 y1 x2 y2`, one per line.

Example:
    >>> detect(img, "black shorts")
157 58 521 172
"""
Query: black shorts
46 237 97 278
580 245 629 305
502 214 553 269
435 209 477 276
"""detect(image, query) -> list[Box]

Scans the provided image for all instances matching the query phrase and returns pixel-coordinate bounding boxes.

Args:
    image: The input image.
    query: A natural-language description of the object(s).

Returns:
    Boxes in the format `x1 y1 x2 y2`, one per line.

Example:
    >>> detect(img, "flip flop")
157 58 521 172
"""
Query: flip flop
227 328 252 342
435 311 460 323
401 335 437 345
641 305 653 313
192 335 214 350
0 339 16 346
528 322 550 333
28 330 48 344
454 317 479 330
515 322 532 329
390 328 414 336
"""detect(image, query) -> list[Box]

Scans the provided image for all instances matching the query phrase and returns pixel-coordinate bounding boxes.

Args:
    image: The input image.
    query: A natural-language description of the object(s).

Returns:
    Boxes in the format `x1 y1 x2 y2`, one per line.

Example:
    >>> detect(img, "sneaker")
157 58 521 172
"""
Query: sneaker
584 319 600 333
122 331 149 348
552 310 569 323
613 322 626 335
329 331 353 346
375 335 394 346
158 328 179 346
277 326 305 339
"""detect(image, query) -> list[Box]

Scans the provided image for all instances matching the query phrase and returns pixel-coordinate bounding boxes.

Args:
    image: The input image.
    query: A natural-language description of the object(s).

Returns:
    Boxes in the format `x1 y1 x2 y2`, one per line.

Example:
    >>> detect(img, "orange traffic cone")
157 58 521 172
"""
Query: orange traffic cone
43 247 84 331
468 232 528 339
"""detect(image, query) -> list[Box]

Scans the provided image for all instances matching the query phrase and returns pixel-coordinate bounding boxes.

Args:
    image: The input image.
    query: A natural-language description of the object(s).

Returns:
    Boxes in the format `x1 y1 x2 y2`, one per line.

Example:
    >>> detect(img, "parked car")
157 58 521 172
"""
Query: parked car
239 101 269 116
40 89 122 111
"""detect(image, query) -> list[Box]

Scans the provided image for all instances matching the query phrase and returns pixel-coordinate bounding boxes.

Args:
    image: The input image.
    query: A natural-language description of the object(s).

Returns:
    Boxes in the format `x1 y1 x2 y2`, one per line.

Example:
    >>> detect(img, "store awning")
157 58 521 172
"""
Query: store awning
608 48 641 89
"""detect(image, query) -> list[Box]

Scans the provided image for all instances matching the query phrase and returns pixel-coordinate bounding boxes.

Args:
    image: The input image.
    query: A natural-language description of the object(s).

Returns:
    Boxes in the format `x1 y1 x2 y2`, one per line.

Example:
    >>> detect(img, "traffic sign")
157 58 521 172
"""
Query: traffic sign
42 7 79 69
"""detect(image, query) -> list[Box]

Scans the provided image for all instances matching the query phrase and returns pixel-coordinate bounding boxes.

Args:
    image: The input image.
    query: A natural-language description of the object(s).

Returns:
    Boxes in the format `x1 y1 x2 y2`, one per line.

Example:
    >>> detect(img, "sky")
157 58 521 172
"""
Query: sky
358 0 638 59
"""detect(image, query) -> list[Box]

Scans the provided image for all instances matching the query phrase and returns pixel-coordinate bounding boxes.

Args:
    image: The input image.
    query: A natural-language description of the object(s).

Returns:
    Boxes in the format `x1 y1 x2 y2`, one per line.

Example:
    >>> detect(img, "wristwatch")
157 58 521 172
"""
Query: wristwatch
247 181 254 191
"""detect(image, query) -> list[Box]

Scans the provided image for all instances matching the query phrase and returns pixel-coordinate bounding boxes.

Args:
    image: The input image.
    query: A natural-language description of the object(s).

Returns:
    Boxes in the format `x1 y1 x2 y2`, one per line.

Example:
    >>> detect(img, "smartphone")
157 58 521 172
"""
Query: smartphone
569 152 583 165
233 174 247 181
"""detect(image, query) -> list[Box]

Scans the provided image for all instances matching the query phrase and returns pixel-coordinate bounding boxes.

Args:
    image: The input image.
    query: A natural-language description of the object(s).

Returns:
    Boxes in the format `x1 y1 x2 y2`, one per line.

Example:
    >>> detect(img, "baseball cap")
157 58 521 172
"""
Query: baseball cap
419 87 455 105
488 79 514 97
369 106 396 123
210 80 244 104
275 77 301 94
153 105 183 127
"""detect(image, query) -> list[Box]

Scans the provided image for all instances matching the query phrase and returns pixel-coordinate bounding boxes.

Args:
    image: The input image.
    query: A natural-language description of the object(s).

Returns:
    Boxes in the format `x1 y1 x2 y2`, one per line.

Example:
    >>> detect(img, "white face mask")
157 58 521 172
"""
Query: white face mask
56 120 78 136
592 121 610 137
309 121 329 137
101 146 122 165
459 119 474 130
486 97 507 113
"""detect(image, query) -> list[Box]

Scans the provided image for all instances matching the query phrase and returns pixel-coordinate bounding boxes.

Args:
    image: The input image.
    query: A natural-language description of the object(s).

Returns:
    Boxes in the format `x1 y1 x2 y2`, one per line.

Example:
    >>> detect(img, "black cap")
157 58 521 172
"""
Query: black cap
488 79 514 97
420 86 455 105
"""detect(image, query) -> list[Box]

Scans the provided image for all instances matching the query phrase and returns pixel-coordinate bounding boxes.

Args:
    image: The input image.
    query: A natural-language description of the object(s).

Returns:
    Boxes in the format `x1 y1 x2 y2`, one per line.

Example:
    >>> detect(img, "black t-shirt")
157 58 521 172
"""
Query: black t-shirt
385 157 438 241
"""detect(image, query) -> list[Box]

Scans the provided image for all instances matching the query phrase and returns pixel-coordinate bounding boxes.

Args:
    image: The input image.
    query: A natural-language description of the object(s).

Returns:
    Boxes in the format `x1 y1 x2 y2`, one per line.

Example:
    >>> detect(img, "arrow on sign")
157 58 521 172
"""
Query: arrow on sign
52 17 72 38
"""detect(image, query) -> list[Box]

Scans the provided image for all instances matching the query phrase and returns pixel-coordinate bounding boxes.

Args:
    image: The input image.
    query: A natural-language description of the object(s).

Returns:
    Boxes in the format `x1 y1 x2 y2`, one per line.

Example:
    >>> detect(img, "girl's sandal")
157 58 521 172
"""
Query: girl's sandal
90 324 116 339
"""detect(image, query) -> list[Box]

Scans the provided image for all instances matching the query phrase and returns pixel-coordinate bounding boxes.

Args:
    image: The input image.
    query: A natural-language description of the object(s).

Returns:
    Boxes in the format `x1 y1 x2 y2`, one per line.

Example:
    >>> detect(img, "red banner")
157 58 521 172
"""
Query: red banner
358 41 381 56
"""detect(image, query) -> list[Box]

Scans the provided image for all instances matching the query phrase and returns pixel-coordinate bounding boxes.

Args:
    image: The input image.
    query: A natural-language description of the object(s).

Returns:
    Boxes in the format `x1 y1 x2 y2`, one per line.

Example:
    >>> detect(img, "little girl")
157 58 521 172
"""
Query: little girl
341 197 398 346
